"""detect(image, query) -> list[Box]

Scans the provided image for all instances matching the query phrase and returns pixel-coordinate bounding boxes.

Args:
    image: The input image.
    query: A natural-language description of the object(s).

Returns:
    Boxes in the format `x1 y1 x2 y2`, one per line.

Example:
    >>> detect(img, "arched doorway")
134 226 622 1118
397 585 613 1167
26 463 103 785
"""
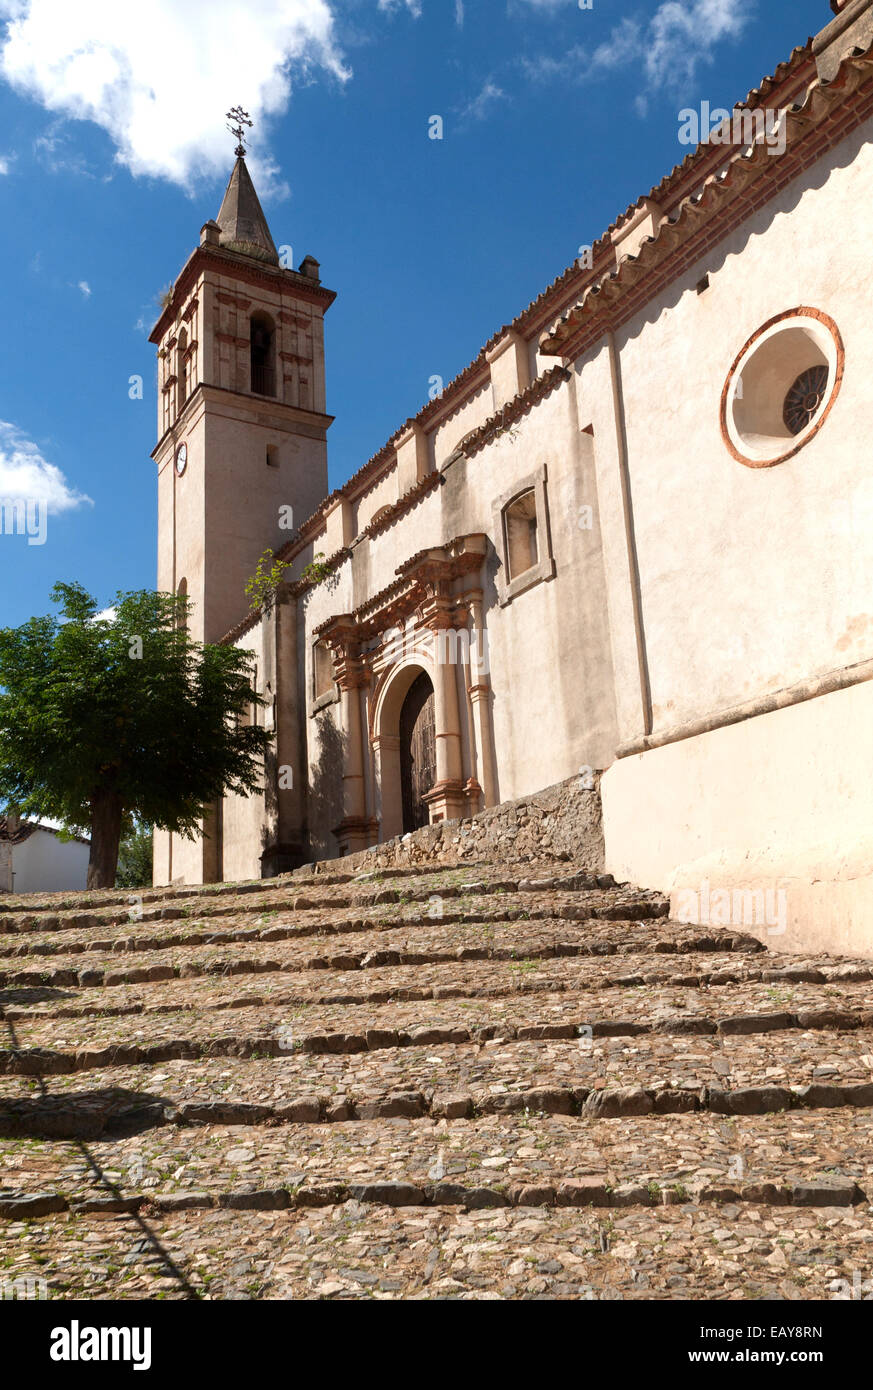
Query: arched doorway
399 671 435 832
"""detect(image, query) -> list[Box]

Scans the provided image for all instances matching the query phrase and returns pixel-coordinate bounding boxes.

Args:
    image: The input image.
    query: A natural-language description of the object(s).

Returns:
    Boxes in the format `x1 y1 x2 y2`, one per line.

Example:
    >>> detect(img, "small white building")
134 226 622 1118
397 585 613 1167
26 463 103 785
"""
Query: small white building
0 817 90 895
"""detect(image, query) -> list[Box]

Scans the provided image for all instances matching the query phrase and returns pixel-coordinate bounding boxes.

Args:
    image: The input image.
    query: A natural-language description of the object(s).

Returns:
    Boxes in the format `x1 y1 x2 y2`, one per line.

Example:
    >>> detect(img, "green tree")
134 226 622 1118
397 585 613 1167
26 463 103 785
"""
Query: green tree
116 822 154 889
0 583 272 889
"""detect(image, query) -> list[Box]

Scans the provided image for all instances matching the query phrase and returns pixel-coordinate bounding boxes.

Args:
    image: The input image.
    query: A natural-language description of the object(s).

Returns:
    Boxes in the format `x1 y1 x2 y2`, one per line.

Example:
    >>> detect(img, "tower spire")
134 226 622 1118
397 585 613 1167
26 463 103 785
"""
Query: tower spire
214 109 279 265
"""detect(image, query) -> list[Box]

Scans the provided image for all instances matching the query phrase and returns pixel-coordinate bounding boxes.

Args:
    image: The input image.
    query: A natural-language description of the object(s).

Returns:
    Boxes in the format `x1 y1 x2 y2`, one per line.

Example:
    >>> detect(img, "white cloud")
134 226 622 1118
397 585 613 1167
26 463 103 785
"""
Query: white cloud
0 421 92 513
378 0 422 15
522 0 755 99
77 280 91 297
0 154 8 173
33 122 95 177
455 0 464 26
457 80 507 125
645 0 753 89
0 0 349 190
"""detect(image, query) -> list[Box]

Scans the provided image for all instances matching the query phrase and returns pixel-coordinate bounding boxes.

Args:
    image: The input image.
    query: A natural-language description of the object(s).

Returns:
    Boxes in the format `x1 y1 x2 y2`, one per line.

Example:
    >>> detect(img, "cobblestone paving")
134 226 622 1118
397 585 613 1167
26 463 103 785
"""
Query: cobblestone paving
2 861 872 1301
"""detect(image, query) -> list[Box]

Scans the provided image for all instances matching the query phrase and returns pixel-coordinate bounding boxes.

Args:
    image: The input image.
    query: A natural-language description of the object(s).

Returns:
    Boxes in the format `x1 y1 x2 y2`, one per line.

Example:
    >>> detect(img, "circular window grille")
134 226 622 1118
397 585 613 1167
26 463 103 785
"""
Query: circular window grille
783 365 829 436
720 308 843 468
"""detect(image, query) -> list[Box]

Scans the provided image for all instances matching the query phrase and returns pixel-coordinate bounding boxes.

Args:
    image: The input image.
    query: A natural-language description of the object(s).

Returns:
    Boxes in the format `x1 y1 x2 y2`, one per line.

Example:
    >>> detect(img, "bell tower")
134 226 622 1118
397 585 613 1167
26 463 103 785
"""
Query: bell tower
149 141 335 645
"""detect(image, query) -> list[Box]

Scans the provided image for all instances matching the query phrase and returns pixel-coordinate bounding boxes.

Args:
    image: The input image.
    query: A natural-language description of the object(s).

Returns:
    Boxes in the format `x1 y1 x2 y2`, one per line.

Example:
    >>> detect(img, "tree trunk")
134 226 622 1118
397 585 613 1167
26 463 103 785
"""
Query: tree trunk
87 790 124 889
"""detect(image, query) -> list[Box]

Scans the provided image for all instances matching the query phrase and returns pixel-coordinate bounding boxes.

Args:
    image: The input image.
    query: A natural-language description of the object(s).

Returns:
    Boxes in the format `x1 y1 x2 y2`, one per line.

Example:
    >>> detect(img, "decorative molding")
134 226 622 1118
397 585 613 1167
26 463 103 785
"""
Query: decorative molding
618 656 873 758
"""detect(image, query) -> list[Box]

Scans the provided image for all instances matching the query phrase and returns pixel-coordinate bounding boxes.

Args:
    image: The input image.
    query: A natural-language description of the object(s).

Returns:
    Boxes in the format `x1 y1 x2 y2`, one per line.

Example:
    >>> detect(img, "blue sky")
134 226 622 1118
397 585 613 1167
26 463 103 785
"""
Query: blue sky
0 0 829 630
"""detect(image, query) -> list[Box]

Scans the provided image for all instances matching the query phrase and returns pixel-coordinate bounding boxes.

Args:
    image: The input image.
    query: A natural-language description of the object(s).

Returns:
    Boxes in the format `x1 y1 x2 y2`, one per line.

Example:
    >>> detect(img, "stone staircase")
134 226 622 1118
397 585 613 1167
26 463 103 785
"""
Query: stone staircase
1 858 872 1300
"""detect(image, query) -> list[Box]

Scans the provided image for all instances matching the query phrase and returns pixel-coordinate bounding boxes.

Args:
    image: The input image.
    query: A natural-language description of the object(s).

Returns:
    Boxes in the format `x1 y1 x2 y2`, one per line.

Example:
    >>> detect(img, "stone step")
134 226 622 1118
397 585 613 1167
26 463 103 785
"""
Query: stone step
4 1041 873 1138
9 970 873 1047
3 1108 870 1208
0 945 800 1034
4 999 873 1076
0 888 667 959
0 897 675 974
6 1196 872 1300
0 923 771 1004
0 859 544 923
0 859 453 922
4 948 864 1036
0 1171 866 1224
3 849 873 1303
0 867 636 936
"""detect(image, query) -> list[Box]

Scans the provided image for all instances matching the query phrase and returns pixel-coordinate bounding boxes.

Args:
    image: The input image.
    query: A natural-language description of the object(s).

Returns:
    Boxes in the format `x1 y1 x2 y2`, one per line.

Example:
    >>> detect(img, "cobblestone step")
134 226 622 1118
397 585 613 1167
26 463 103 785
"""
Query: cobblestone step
0 868 646 937
4 1067 873 1140
3 1000 873 1076
0 894 670 960
0 906 689 985
5 1201 872 1300
2 855 872 1301
0 1171 866 1225
5 1108 870 1208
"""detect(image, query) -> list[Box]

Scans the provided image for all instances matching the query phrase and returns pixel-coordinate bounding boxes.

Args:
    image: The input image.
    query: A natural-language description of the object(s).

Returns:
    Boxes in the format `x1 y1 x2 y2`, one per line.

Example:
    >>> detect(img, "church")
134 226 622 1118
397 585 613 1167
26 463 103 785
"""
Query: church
151 0 873 959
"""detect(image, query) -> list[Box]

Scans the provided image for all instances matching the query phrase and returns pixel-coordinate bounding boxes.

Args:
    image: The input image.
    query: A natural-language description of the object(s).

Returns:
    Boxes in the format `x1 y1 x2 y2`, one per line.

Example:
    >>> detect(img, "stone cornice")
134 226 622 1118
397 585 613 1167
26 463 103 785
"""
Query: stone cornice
151 382 333 459
149 244 335 343
449 365 570 461
311 534 488 645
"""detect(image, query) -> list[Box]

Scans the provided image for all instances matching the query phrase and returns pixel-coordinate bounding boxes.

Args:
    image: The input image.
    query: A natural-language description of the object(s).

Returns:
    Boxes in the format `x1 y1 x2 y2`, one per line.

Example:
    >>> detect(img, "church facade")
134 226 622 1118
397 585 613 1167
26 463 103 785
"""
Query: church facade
152 0 873 956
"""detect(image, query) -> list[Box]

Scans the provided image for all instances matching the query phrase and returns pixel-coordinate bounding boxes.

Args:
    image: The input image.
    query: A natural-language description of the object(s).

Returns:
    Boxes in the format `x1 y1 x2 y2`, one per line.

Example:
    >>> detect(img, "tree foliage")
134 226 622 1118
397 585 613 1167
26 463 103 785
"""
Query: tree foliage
0 583 272 887
244 549 289 610
245 548 334 611
115 822 154 889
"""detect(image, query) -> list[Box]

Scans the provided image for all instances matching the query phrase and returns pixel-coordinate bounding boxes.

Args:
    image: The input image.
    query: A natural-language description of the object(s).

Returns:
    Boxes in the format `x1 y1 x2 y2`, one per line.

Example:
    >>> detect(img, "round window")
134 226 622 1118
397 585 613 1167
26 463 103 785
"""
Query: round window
720 308 843 468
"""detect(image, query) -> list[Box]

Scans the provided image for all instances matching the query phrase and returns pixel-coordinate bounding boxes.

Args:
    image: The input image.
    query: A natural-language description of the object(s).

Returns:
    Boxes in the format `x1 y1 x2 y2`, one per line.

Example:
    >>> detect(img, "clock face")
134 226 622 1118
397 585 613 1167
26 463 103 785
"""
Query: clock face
175 442 187 476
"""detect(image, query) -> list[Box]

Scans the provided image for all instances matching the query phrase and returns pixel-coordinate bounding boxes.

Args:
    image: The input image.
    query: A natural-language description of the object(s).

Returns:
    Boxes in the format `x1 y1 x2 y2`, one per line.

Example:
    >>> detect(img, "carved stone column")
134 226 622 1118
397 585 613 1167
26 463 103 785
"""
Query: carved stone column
322 616 372 856
466 589 497 808
372 732 402 841
421 603 467 825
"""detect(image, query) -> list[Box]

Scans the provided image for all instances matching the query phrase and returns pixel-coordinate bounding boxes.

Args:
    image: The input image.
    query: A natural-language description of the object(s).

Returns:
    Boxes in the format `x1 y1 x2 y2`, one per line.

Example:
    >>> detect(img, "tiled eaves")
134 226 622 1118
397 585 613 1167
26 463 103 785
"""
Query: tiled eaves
599 48 818 245
540 49 873 359
311 569 417 641
282 42 818 515
484 45 817 350
0 818 89 847
741 42 815 110
224 366 572 644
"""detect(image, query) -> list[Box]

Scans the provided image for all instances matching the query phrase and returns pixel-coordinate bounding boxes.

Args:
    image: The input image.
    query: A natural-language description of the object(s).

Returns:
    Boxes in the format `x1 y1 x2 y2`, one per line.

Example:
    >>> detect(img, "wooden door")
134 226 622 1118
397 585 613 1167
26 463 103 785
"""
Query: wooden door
400 672 436 833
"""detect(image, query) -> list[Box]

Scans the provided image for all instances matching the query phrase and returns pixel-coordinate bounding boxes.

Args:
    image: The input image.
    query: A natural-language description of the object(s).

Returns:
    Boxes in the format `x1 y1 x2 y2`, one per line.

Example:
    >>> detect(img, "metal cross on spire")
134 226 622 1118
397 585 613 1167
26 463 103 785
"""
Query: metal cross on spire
226 105 253 157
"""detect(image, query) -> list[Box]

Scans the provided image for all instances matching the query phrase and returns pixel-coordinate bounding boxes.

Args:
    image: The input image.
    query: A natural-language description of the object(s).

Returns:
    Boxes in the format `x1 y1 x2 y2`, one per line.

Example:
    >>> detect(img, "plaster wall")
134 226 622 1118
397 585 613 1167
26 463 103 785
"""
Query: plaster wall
11 832 89 895
601 678 873 956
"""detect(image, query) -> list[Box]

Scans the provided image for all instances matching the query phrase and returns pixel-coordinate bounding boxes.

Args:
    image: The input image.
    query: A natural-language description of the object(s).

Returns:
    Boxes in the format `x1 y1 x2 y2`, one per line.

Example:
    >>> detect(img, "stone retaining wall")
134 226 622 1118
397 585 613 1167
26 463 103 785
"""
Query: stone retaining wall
295 773 603 877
